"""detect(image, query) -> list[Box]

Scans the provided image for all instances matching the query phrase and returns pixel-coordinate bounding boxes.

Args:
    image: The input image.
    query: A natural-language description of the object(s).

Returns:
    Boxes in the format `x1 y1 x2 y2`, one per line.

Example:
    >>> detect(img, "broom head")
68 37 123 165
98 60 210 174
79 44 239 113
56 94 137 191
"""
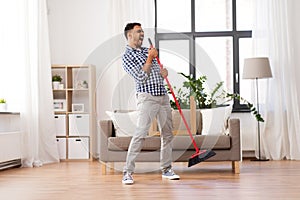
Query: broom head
188 149 216 167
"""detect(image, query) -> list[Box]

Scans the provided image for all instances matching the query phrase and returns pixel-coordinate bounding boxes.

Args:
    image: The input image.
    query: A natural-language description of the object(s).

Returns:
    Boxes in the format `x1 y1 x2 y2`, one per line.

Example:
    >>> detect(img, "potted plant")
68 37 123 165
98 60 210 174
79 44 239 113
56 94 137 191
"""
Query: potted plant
52 74 63 89
82 80 88 89
0 98 7 111
167 72 264 135
168 72 264 123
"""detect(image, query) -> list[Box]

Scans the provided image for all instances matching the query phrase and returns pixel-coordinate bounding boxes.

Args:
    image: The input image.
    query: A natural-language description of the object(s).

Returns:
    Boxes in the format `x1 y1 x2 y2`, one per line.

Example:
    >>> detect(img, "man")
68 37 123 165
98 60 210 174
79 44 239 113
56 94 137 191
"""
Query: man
121 22 180 184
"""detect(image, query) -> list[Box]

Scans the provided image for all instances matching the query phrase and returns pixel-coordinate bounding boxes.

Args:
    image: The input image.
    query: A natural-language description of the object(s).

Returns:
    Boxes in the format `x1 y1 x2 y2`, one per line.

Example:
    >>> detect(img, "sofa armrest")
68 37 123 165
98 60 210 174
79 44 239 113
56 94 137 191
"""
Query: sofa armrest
228 118 241 161
99 120 113 162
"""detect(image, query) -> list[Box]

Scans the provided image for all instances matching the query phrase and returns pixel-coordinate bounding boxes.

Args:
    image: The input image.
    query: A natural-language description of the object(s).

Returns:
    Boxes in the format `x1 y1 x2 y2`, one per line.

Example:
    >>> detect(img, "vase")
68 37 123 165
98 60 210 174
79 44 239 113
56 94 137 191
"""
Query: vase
0 103 7 111
52 81 60 89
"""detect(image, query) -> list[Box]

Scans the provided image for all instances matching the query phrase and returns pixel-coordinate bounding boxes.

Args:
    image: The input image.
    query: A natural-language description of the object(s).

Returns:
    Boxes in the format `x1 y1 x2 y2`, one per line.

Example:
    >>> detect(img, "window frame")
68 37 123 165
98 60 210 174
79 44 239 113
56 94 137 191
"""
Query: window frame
154 0 252 112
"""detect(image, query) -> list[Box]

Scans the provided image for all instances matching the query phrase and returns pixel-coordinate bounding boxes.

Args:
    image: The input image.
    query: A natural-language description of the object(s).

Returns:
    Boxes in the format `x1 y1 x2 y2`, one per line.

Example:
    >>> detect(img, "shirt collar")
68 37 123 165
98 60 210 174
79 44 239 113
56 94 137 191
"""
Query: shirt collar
126 45 147 52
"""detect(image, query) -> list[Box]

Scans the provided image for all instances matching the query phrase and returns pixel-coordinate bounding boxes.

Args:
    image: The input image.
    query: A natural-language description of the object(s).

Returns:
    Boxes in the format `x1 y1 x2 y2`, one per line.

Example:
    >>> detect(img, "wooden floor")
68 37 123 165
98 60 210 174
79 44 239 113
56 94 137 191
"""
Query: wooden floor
0 160 300 200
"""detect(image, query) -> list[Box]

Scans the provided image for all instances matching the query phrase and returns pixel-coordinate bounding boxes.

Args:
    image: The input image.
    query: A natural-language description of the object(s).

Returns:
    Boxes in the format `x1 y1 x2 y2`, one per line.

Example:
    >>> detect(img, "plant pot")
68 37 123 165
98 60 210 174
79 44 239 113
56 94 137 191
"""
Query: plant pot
0 103 7 111
82 82 88 89
171 109 201 135
52 81 60 90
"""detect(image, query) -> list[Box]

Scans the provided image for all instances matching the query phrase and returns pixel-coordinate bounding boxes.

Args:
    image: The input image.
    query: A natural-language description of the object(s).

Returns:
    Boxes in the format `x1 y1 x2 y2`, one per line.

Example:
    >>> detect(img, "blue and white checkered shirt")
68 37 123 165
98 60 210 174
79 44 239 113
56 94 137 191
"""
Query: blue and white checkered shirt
122 45 167 96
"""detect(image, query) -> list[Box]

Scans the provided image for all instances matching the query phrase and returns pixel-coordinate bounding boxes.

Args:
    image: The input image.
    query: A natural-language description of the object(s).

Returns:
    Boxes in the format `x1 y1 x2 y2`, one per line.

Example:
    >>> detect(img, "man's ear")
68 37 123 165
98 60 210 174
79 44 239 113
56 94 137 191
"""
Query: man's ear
127 30 133 39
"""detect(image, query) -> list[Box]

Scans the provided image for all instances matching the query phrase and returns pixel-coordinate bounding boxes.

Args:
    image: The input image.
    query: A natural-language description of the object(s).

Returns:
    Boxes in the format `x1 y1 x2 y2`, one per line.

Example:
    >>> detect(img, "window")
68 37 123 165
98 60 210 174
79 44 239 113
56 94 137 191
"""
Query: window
155 0 254 111
0 1 24 111
157 0 191 32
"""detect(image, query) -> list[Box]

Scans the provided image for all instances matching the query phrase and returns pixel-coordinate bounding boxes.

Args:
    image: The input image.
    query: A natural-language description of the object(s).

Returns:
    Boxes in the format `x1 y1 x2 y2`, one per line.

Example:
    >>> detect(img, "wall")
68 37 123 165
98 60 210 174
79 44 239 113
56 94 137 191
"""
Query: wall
48 0 300 153
47 0 108 64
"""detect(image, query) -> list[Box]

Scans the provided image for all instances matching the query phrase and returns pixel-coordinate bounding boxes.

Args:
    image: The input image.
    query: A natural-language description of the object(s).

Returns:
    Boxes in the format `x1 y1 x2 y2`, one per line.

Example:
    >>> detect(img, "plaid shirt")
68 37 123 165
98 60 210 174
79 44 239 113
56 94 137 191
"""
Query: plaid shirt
122 45 167 96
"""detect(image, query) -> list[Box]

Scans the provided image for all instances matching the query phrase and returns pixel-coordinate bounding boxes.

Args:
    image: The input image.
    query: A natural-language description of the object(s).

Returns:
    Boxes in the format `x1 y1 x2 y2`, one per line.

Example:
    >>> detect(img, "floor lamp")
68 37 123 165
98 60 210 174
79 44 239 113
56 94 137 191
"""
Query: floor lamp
243 57 272 161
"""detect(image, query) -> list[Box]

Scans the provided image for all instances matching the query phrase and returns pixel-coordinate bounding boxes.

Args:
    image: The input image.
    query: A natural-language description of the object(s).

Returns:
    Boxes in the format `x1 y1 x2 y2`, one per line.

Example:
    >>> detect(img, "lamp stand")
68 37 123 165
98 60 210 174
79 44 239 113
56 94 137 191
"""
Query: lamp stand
251 77 269 161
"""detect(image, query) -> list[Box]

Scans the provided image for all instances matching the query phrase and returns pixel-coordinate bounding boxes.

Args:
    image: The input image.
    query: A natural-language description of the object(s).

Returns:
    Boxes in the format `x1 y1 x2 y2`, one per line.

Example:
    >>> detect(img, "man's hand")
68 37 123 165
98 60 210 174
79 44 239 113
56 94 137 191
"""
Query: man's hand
160 67 168 78
148 47 158 60
143 47 158 75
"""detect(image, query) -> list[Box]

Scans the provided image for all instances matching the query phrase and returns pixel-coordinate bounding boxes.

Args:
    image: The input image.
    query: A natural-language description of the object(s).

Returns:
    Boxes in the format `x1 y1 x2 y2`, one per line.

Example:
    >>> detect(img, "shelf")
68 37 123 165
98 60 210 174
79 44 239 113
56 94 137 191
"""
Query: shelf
52 89 66 91
52 89 89 91
0 112 20 115
66 88 89 91
52 64 95 161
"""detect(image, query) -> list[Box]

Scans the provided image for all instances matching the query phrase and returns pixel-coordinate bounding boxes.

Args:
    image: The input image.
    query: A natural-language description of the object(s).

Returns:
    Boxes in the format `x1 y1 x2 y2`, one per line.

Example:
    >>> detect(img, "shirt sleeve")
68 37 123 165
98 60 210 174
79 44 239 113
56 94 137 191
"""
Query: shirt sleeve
122 53 149 84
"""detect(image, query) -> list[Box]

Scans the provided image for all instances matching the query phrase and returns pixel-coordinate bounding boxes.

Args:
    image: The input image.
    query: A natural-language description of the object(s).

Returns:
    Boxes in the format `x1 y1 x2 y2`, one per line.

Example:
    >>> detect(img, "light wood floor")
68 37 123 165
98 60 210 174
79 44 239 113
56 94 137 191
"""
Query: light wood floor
0 160 299 200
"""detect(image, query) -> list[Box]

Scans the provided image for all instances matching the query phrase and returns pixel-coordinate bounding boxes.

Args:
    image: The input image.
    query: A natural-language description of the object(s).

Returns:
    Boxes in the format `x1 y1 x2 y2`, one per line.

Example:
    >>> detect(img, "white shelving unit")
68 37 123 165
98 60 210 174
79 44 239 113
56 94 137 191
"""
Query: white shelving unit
51 64 96 161
0 112 21 170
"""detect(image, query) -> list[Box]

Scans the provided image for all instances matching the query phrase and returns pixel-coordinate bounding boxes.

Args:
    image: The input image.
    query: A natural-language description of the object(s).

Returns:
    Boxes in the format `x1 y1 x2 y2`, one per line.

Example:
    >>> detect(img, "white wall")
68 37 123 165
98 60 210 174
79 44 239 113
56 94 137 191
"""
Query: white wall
47 0 300 152
47 0 109 64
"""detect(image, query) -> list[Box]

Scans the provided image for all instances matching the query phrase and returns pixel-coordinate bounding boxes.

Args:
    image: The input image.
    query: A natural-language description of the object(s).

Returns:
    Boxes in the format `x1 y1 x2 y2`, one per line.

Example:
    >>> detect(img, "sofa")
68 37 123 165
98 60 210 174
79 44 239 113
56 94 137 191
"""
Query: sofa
99 99 241 174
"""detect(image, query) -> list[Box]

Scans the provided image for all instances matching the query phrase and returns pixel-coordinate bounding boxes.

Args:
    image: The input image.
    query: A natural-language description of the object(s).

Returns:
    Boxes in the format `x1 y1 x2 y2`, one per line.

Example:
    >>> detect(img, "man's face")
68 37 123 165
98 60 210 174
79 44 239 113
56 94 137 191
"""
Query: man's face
128 25 144 48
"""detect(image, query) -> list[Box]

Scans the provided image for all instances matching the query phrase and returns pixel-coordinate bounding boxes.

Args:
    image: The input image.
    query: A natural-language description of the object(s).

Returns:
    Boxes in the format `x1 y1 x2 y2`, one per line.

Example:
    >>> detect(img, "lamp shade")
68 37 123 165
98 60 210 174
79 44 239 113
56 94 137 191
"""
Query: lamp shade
243 57 272 79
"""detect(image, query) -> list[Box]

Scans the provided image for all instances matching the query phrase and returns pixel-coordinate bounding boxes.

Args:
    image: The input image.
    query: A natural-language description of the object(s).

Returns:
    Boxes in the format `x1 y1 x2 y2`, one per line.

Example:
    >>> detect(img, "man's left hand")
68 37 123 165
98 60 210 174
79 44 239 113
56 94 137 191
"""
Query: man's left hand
160 68 168 78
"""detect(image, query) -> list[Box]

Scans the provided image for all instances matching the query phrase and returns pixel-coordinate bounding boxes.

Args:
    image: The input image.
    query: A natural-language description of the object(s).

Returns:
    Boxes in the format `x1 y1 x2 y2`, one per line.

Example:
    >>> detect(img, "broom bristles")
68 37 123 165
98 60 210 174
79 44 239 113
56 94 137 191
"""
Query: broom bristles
188 149 216 167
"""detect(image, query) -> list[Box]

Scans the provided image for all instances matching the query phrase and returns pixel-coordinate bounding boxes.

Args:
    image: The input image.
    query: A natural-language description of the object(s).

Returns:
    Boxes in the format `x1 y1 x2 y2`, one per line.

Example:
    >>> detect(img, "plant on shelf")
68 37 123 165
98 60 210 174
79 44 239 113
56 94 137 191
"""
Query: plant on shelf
0 98 7 111
52 74 63 82
52 74 63 90
167 72 264 122
82 80 88 89
0 98 6 104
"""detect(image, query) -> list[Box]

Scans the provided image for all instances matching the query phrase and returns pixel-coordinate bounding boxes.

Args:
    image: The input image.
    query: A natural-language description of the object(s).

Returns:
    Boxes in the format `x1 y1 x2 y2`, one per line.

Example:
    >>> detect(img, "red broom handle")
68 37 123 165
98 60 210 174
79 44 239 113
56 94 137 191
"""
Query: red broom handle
148 39 199 153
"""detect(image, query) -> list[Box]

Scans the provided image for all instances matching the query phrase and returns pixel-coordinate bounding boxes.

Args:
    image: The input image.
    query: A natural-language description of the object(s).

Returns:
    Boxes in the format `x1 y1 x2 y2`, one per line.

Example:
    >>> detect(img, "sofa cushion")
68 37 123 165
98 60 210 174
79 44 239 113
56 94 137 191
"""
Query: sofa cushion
108 136 161 151
172 135 231 150
108 135 231 151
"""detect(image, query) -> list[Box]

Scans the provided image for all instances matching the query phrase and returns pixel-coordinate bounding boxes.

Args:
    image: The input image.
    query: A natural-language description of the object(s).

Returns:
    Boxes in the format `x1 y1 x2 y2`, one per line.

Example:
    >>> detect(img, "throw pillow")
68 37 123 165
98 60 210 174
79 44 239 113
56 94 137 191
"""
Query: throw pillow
106 111 159 137
106 111 138 137
200 104 232 135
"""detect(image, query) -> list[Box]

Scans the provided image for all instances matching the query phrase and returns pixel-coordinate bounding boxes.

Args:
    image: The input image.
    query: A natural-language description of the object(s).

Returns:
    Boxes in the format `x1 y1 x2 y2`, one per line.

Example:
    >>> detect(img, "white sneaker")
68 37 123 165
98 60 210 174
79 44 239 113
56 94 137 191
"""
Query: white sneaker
162 168 180 180
122 172 134 185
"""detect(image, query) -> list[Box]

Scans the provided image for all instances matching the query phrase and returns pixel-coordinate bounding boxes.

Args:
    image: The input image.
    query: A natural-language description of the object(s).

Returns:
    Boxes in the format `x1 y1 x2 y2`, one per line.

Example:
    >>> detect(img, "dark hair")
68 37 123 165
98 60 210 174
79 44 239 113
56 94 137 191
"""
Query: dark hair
124 22 141 39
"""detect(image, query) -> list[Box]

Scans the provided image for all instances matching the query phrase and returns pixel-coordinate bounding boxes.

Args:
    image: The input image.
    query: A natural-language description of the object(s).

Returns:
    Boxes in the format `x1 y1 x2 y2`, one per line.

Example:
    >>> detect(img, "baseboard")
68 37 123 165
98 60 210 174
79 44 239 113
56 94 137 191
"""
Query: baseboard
242 150 255 159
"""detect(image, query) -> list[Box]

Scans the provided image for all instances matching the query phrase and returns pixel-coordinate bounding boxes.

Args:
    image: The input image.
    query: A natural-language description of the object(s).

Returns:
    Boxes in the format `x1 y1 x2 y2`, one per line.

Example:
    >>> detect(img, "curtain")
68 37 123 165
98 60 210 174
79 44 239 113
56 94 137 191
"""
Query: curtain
82 0 154 158
20 0 59 167
253 0 300 160
108 0 155 111
85 0 155 119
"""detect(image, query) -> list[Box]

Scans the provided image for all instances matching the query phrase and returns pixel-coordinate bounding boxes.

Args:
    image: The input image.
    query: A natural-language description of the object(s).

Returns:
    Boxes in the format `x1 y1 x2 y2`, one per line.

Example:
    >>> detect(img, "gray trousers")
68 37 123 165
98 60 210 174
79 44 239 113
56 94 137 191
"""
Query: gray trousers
124 93 173 173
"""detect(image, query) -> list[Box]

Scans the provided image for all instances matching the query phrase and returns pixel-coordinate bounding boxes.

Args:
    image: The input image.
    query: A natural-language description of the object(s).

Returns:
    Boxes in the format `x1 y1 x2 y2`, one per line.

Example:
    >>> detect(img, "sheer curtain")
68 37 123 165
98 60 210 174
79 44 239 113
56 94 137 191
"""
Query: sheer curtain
108 0 155 111
253 0 300 160
18 0 59 167
90 0 155 118
83 0 154 158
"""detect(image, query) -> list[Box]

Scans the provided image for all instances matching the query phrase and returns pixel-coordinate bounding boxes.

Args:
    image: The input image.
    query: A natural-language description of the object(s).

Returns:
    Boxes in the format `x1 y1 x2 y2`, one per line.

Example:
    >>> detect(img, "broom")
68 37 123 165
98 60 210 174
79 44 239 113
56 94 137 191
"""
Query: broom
148 38 216 167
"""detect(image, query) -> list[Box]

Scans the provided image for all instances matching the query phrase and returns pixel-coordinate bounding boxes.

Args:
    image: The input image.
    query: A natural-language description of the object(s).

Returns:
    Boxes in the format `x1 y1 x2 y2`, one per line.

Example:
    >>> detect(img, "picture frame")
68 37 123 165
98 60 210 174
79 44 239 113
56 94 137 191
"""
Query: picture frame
53 99 67 111
72 103 84 112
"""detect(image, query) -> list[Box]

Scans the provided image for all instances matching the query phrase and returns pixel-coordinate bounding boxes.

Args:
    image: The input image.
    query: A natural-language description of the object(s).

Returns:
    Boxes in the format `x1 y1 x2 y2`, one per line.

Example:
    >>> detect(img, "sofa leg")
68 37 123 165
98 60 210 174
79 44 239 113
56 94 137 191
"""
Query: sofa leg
108 162 115 174
101 161 107 175
232 161 240 174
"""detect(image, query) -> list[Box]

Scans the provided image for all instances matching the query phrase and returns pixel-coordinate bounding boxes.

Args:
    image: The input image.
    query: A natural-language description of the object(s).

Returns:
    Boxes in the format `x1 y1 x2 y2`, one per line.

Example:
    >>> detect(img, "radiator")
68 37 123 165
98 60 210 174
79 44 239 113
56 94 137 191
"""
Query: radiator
0 159 21 171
